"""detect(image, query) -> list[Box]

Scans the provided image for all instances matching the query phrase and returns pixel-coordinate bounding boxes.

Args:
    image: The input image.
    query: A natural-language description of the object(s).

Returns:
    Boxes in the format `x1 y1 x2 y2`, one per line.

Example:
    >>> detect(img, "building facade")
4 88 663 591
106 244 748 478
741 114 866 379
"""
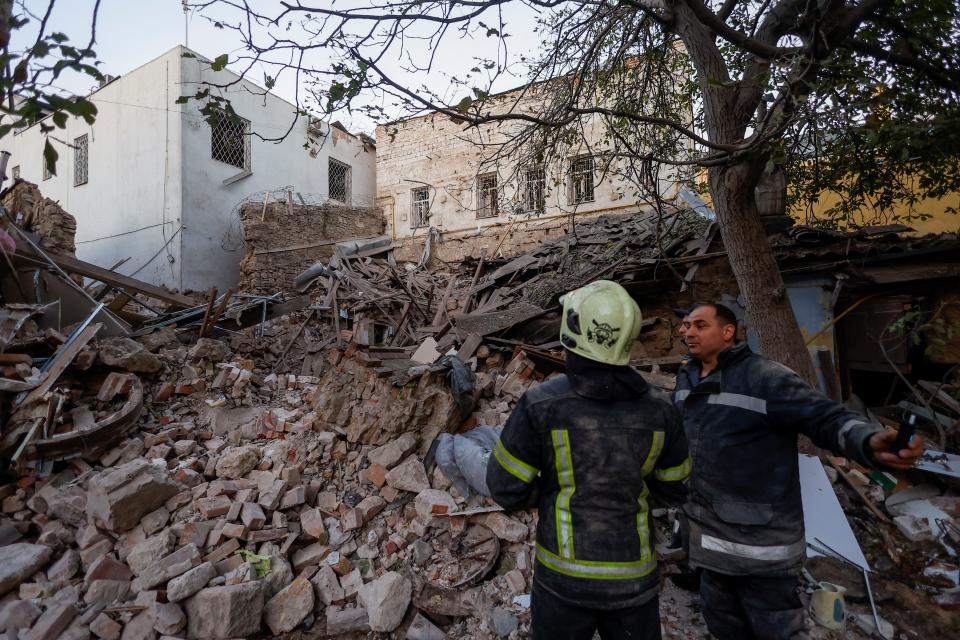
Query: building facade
3 46 376 291
375 92 678 259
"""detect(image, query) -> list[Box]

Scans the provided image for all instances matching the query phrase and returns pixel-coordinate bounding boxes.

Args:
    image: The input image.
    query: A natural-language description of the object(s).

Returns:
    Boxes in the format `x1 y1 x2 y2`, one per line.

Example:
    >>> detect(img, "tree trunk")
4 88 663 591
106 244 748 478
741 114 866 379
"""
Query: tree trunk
709 161 820 386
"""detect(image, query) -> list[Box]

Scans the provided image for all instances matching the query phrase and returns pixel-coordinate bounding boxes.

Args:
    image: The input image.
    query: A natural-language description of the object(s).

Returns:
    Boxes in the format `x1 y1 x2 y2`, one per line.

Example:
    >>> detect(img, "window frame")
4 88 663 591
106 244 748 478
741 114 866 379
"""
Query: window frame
328 158 352 204
476 172 499 219
569 155 596 205
521 165 546 213
210 110 251 170
73 134 89 186
411 187 430 229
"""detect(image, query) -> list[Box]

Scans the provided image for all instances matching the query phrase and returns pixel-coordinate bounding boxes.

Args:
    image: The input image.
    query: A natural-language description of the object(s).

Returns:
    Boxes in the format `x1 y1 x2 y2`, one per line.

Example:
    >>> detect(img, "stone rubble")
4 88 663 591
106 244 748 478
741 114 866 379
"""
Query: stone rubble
0 334 552 639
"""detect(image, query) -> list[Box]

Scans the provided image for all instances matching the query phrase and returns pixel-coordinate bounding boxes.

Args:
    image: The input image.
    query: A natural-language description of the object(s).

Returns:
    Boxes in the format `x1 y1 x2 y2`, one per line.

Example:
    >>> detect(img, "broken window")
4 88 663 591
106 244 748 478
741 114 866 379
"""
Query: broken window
522 166 546 212
411 187 430 229
477 173 499 219
74 134 89 186
11 165 19 180
570 156 595 204
329 158 352 204
210 111 250 170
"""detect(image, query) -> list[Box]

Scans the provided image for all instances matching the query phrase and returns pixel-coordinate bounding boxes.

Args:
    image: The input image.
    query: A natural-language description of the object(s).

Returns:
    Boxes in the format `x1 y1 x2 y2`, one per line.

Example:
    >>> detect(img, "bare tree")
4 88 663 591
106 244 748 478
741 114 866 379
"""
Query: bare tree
188 0 960 384
0 0 105 173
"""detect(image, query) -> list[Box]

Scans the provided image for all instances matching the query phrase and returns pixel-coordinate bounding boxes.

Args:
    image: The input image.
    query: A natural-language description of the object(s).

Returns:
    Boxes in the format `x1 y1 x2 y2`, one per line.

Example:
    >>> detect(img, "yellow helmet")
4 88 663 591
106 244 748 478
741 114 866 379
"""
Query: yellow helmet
559 280 641 366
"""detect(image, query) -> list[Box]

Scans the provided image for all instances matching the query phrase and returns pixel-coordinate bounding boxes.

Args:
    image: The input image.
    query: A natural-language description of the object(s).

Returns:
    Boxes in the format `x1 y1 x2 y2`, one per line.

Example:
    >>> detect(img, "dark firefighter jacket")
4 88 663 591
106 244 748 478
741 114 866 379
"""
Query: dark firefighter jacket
486 352 691 609
673 343 882 576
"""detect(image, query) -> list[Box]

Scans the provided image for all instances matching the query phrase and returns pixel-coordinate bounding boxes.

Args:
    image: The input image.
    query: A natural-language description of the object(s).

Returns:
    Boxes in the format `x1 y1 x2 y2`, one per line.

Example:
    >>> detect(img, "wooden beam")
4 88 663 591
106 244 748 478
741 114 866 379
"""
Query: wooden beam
13 239 194 308
19 323 102 408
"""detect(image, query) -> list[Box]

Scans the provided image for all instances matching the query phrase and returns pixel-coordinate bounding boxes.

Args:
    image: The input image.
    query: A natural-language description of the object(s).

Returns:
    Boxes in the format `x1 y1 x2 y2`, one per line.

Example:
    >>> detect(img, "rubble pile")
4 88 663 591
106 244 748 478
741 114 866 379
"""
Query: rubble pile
0 329 551 638
2 182 959 639
2 180 78 258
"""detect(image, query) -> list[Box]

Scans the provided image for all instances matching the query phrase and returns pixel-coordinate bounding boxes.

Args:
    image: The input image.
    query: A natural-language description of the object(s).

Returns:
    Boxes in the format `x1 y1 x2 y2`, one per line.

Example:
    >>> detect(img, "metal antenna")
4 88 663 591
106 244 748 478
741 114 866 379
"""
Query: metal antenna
182 0 190 49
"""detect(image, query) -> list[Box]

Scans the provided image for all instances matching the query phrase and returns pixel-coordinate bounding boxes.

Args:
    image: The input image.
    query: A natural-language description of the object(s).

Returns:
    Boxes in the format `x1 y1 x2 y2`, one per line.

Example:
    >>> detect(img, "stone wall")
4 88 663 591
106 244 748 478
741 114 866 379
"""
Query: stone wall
375 85 677 242
1 179 78 257
238 201 385 294
309 352 458 451
394 211 628 263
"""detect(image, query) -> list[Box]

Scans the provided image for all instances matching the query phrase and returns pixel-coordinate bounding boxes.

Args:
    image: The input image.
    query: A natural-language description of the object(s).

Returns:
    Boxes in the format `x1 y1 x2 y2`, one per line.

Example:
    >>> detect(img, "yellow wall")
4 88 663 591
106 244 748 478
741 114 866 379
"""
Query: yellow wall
789 187 960 235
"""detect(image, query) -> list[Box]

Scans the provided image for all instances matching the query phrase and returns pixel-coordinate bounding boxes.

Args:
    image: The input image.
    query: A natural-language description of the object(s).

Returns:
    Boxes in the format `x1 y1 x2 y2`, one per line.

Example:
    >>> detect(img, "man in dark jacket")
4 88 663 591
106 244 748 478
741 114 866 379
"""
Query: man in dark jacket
675 303 922 639
487 280 691 640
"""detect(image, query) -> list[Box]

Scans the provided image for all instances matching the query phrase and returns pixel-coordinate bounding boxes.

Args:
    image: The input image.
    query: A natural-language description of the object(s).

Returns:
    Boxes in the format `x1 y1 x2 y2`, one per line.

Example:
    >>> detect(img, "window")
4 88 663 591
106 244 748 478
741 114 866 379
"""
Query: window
477 173 499 219
211 111 250 169
411 187 430 228
521 166 546 212
11 165 19 180
569 156 595 204
74 135 89 186
42 155 51 181
329 158 352 203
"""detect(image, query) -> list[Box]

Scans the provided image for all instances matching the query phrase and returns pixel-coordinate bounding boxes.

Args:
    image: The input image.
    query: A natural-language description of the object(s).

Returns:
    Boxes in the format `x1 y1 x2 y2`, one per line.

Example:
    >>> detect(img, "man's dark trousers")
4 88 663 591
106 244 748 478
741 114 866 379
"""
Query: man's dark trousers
530 580 662 640
699 569 807 640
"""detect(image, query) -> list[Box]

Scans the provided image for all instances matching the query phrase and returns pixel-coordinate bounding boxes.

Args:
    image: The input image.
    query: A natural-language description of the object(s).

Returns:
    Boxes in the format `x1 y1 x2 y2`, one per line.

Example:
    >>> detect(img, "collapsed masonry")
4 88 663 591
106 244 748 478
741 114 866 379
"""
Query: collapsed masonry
2 180 78 258
238 200 384 295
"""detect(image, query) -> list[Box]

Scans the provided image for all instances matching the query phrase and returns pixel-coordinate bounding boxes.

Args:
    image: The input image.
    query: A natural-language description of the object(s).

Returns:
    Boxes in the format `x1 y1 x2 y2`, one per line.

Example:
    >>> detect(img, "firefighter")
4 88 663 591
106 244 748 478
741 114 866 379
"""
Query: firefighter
675 302 923 639
487 280 691 640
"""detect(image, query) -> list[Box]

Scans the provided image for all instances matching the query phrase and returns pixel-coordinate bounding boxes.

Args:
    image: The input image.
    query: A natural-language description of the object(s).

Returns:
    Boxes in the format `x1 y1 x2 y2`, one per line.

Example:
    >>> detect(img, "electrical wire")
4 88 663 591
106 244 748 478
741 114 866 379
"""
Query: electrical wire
75 221 176 244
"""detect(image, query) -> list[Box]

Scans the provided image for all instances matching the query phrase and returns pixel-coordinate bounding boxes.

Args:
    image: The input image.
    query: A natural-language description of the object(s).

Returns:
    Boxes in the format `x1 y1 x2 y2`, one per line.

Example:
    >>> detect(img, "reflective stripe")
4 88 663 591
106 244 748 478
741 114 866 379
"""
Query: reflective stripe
552 429 576 559
674 389 690 402
536 544 656 581
838 419 867 441
707 392 767 415
654 456 692 482
636 484 652 566
492 441 539 484
700 534 805 561
640 431 665 477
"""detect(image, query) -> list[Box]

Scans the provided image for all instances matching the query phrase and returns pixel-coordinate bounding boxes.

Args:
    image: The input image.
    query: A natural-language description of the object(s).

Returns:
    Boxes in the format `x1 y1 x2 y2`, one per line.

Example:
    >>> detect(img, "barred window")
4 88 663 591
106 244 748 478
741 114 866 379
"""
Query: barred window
211 111 250 170
411 187 430 229
11 165 19 180
477 173 499 219
329 158 352 203
74 135 89 186
570 156 595 204
522 166 545 212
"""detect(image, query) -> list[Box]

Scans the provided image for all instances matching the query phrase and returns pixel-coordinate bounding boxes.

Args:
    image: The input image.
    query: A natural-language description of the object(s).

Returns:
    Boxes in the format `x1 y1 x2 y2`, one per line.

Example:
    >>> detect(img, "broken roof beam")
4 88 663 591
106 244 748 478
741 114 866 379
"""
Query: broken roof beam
13 237 194 309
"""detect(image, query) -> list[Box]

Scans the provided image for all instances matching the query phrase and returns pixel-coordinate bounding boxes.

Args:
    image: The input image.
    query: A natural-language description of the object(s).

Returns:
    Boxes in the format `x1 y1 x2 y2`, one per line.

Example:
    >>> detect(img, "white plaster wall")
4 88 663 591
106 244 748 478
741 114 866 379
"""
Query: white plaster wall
3 48 184 289
178 49 376 291
3 45 377 294
375 93 678 241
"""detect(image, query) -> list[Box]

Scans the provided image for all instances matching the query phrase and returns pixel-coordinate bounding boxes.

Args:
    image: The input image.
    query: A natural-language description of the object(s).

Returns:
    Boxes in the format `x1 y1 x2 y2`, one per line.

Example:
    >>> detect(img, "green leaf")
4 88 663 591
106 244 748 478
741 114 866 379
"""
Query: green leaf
0 124 12 139
456 96 473 113
175 96 190 104
43 139 59 177
52 111 67 128
73 99 98 124
211 54 229 72
264 74 275 90
236 550 271 577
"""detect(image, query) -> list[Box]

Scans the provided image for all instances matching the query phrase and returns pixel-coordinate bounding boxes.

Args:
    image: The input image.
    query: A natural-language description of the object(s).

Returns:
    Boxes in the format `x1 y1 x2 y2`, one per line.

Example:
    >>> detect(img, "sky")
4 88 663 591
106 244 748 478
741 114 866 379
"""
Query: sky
9 0 545 136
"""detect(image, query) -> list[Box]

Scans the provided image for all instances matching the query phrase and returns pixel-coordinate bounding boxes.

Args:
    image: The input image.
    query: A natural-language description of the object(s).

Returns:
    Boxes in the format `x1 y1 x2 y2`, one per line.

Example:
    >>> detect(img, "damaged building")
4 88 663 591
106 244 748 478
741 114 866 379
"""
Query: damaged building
0 83 959 639
3 45 376 293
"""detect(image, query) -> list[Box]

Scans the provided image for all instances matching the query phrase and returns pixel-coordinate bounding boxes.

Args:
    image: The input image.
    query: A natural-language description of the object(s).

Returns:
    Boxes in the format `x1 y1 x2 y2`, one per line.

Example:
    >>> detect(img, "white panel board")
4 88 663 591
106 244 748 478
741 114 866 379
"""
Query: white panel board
799 453 870 571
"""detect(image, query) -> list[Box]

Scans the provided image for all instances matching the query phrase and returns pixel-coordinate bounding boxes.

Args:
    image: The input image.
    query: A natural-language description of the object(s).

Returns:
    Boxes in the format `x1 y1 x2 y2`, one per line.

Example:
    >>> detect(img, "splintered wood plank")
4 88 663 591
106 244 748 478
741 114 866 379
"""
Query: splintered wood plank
455 333 483 361
452 302 545 336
